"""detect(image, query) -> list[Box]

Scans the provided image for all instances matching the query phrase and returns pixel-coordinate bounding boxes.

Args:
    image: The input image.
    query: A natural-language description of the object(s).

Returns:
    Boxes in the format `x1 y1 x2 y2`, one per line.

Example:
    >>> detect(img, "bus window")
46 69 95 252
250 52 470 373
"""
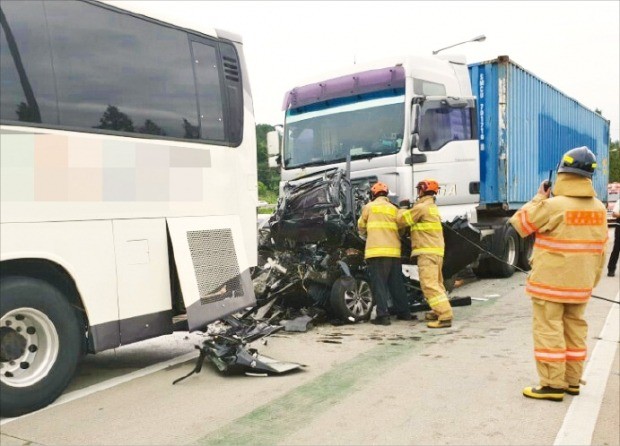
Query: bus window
44 1 199 139
191 39 225 141
0 1 57 124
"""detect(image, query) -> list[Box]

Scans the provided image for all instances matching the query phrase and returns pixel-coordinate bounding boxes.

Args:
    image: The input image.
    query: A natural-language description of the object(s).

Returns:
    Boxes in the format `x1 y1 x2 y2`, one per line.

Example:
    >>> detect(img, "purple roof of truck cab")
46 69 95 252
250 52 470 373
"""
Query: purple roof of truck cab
282 66 405 111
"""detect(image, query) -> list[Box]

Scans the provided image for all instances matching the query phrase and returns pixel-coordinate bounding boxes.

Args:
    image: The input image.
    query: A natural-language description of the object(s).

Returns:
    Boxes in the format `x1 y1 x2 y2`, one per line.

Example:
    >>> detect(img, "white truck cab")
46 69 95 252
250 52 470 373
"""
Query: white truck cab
268 54 479 224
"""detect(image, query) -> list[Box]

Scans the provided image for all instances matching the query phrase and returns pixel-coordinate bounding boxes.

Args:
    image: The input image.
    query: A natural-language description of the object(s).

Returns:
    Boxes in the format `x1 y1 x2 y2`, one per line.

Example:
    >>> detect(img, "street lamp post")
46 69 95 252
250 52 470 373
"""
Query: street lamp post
432 35 486 55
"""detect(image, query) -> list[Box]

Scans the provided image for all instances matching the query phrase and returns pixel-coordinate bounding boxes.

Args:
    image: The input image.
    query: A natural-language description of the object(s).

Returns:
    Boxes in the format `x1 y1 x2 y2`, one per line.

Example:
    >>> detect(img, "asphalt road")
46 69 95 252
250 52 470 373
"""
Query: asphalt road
1 241 618 445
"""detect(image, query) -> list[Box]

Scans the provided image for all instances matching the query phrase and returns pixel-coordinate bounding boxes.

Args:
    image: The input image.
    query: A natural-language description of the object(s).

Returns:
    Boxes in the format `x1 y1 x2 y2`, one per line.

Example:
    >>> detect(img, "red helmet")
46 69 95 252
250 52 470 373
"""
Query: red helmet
371 181 389 196
416 179 440 194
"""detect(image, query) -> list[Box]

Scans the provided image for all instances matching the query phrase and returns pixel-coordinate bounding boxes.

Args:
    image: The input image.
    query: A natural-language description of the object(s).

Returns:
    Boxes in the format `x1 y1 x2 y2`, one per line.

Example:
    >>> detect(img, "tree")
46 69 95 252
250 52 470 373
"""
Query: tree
139 119 166 136
256 123 281 203
96 105 134 132
16 102 40 123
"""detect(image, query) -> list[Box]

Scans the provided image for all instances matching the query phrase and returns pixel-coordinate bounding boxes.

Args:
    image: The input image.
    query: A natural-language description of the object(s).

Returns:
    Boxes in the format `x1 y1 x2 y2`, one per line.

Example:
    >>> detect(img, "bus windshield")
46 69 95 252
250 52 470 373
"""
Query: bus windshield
283 93 405 169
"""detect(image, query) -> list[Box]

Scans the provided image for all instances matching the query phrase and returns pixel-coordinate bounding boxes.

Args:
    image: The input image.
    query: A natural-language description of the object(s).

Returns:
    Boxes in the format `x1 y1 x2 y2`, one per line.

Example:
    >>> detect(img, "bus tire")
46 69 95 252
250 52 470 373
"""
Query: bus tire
0 276 82 417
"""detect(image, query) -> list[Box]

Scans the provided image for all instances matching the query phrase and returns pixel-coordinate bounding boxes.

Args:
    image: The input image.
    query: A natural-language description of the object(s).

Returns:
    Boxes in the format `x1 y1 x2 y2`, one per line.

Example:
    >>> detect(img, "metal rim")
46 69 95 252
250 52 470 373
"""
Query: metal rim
343 279 373 317
506 236 517 266
0 307 60 388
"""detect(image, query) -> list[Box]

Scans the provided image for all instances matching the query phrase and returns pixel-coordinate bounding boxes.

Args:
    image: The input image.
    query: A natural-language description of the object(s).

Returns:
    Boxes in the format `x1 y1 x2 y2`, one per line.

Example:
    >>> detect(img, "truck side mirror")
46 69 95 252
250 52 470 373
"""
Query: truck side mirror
410 103 421 150
267 130 281 167
268 155 280 168
267 131 280 156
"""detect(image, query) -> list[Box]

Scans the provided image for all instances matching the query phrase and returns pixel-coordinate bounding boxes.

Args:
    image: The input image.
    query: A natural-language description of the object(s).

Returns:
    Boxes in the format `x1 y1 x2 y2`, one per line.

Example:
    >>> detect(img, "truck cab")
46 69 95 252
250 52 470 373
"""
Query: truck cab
268 54 479 224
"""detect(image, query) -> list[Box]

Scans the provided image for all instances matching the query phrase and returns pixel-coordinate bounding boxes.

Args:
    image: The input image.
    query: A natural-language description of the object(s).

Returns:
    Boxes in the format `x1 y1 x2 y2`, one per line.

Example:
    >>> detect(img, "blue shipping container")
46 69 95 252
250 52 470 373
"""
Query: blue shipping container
468 56 610 208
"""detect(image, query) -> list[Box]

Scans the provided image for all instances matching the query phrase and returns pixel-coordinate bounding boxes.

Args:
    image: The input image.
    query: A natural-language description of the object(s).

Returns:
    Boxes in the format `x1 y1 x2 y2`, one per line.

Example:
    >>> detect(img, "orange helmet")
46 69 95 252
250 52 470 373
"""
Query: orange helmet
370 181 389 196
416 179 440 194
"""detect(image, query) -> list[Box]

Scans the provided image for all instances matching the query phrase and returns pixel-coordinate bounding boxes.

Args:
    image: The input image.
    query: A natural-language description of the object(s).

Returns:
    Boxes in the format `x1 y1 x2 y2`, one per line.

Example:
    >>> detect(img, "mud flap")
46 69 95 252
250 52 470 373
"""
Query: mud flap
167 216 256 331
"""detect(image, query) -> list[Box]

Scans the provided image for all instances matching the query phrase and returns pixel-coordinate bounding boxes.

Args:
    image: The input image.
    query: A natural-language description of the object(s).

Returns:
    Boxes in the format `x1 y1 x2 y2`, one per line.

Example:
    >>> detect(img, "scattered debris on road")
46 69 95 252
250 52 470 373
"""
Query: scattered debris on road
172 316 303 384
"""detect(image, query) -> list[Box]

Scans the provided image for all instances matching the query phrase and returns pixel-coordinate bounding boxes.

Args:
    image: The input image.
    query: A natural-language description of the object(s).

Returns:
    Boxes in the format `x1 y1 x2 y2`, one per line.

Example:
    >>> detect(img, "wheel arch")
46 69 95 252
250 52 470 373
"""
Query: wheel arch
0 257 89 332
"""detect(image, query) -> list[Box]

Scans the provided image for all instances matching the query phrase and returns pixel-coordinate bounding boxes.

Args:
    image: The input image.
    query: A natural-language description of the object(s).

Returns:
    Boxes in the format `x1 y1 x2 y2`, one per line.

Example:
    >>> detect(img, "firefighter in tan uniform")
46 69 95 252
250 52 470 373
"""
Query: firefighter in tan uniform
398 179 453 328
358 182 411 326
510 146 608 402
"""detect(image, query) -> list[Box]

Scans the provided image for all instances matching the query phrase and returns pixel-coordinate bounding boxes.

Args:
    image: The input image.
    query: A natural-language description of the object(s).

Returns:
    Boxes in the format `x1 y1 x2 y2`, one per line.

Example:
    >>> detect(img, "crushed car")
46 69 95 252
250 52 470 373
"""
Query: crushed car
249 169 480 326
174 168 480 382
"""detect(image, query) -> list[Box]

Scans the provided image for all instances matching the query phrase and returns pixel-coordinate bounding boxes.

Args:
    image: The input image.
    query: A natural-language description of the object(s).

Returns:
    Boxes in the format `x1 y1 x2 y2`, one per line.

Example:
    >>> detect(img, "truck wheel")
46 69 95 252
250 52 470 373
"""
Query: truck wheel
488 226 519 278
0 276 82 417
329 275 374 322
517 234 535 272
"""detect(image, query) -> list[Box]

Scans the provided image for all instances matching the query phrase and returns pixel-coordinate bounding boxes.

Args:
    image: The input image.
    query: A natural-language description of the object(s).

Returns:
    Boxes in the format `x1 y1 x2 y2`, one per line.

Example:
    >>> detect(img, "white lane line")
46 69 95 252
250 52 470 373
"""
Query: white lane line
554 295 620 446
0 351 197 426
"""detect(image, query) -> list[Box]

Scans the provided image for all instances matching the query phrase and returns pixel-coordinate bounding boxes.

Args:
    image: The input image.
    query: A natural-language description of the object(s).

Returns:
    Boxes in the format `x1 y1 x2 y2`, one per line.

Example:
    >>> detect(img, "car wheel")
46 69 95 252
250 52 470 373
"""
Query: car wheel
329 275 374 322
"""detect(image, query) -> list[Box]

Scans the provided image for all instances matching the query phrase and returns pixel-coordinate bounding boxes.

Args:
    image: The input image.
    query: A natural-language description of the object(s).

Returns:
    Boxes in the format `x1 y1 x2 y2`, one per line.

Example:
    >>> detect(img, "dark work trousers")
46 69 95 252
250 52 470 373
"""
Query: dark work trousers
367 257 409 317
608 225 620 274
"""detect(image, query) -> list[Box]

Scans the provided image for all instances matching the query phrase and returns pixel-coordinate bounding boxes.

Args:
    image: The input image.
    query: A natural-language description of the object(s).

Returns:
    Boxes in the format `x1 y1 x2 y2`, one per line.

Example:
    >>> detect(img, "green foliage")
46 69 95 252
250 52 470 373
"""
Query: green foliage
256 124 281 203
610 140 620 183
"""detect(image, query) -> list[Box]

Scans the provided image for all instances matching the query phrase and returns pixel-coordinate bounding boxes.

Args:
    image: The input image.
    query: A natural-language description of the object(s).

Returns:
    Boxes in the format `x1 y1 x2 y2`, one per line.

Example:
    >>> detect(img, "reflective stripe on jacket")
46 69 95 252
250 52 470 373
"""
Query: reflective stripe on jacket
397 195 444 257
358 196 401 259
509 174 608 304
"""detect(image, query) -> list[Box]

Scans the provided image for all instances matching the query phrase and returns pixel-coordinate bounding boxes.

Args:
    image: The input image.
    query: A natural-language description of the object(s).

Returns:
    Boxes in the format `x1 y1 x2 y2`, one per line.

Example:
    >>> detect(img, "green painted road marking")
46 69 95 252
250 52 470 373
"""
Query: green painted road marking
194 339 424 446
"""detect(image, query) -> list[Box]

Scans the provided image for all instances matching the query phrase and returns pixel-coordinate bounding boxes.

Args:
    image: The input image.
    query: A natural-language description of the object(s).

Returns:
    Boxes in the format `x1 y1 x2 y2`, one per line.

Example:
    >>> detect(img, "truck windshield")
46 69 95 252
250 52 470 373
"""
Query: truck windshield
283 94 405 169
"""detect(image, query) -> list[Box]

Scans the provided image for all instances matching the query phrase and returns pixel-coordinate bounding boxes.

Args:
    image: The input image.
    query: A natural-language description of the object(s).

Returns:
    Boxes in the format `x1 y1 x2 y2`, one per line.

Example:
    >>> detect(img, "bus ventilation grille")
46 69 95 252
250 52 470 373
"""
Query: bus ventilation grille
186 229 244 305
223 56 240 82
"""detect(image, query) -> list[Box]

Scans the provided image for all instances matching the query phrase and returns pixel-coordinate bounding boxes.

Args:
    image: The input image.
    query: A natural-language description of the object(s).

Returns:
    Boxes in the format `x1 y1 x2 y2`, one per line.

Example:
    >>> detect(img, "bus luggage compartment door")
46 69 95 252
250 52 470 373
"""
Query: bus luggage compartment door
166 216 256 331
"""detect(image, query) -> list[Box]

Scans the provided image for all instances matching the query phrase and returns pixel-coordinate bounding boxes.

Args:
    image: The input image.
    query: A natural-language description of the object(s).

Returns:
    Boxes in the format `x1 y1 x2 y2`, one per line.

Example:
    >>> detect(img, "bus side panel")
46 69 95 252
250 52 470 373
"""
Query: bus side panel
112 218 173 345
0 221 119 327
167 215 256 331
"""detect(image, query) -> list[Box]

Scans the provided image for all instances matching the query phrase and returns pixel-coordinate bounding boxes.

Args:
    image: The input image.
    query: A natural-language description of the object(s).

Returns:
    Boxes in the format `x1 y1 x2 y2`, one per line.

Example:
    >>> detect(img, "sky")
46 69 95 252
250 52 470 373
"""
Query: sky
113 1 619 141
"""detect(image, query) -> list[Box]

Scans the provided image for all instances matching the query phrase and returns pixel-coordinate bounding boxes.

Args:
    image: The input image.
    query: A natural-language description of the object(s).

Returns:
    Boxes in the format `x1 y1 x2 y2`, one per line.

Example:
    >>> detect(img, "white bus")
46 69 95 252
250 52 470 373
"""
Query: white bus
0 0 258 416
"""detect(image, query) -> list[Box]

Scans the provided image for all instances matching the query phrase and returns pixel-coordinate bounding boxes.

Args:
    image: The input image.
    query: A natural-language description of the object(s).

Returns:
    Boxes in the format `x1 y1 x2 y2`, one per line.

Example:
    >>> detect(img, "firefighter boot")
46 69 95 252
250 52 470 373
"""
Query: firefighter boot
565 385 580 396
522 385 564 402
425 311 439 321
371 315 391 326
427 319 451 328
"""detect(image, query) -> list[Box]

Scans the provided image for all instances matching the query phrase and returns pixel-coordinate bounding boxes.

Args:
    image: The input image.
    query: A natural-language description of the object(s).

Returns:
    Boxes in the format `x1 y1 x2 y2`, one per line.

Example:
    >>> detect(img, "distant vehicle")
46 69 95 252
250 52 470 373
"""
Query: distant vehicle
267 55 610 279
608 183 620 226
1 0 257 416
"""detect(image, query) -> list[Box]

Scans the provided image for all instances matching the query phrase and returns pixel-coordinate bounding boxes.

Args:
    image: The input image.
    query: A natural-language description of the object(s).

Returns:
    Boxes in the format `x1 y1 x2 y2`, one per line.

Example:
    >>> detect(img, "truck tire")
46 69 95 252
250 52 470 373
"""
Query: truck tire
487 225 520 278
517 234 535 272
0 276 82 417
329 275 374 322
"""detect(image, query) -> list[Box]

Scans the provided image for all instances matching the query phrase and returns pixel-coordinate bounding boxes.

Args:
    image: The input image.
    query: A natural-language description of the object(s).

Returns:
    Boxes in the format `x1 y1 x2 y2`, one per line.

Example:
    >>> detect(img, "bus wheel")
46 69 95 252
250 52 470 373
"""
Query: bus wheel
0 276 82 417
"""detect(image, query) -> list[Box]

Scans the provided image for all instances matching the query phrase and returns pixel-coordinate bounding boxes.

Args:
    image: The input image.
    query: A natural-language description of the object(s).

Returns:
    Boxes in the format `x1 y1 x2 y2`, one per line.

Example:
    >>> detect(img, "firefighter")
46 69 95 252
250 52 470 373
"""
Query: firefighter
606 198 620 277
398 179 453 328
357 181 411 325
509 146 608 402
